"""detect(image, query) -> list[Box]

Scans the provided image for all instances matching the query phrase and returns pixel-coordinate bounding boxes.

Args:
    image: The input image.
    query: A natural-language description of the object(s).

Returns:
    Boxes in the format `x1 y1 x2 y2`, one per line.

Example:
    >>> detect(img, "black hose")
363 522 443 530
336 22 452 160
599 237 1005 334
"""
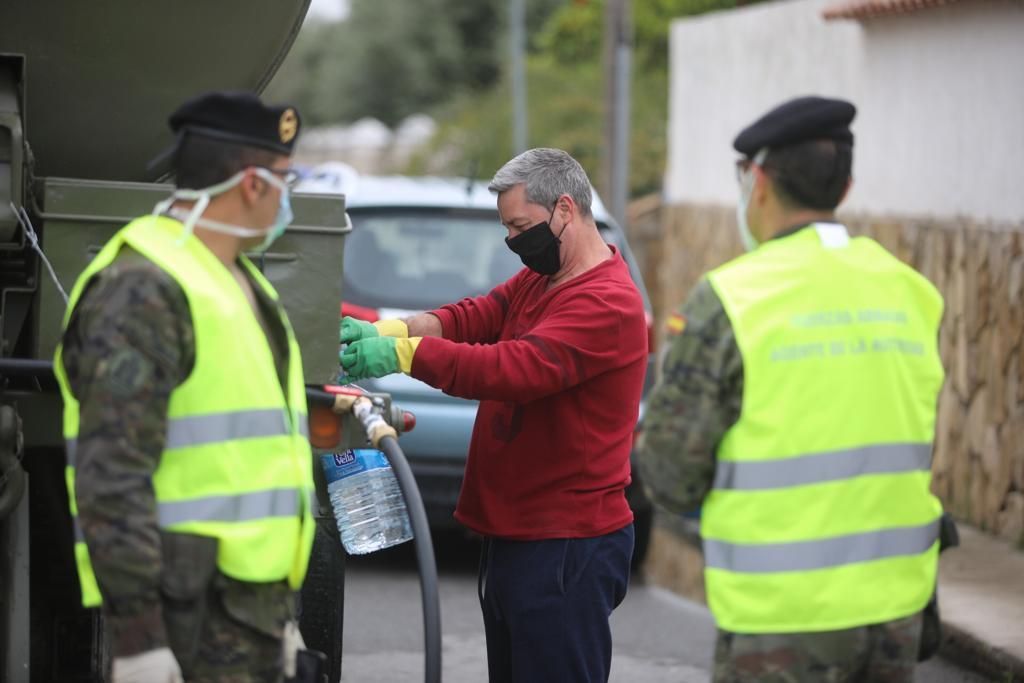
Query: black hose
378 434 442 683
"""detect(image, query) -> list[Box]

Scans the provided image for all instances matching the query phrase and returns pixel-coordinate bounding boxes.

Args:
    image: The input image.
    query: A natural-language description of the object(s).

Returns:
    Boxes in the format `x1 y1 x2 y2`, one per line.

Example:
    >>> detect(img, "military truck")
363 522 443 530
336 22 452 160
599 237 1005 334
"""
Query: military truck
0 3 433 682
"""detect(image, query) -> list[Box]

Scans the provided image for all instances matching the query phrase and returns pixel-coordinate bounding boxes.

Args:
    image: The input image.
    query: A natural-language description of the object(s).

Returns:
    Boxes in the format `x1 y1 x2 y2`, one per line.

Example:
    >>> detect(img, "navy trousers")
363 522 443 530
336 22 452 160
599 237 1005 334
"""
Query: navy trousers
478 524 634 683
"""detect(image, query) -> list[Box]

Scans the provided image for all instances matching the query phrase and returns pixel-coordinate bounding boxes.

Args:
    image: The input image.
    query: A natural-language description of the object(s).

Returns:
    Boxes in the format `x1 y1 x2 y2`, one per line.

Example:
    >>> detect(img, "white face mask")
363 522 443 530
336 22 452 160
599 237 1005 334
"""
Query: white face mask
153 168 293 252
735 148 768 252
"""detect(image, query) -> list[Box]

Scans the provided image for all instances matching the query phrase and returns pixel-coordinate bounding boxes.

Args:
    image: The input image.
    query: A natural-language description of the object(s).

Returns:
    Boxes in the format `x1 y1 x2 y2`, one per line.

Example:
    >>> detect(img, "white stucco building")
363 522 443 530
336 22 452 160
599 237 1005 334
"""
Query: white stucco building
665 0 1024 225
641 0 1024 552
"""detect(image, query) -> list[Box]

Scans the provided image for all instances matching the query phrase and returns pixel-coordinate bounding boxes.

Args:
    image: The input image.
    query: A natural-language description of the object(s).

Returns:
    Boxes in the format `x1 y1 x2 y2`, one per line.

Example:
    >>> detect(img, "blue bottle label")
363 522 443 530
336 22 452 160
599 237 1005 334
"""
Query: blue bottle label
321 449 390 484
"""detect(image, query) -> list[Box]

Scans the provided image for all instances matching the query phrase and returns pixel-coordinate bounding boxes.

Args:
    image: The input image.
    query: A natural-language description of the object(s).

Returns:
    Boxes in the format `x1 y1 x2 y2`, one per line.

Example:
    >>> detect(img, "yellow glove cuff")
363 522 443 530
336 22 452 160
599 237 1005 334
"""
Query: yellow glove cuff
373 319 409 338
394 337 423 374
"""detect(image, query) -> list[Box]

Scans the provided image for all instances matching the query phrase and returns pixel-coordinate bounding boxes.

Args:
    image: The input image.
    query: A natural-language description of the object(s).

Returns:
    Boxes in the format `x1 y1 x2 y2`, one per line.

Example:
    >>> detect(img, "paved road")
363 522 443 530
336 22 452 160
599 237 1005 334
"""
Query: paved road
338 531 993 683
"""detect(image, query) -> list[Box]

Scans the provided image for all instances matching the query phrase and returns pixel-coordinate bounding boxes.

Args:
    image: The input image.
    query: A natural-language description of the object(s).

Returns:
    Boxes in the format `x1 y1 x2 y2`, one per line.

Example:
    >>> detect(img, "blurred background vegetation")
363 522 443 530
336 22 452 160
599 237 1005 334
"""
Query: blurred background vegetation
267 0 758 199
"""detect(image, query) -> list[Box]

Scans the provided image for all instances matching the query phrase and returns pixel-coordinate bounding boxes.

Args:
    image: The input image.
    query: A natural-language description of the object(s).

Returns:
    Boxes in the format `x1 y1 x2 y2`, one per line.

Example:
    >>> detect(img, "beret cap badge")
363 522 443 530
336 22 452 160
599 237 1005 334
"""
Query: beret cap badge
147 92 303 177
279 108 298 144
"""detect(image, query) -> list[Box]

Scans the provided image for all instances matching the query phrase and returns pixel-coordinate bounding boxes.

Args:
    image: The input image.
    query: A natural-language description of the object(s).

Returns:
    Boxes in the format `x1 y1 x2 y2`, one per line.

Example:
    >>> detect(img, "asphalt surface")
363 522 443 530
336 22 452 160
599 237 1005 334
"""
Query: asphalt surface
338 530 995 683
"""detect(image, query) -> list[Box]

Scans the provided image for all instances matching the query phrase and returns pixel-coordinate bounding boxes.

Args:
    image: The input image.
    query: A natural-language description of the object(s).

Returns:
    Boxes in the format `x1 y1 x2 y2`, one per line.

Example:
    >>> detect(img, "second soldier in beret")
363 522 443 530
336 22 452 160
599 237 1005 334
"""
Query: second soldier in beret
638 95 949 682
55 91 319 683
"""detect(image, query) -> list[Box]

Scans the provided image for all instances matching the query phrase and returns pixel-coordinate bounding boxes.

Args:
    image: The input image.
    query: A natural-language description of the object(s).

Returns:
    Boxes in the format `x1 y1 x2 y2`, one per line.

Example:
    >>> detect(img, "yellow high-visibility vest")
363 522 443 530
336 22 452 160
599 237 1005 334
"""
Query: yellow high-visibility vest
54 215 315 607
703 223 944 634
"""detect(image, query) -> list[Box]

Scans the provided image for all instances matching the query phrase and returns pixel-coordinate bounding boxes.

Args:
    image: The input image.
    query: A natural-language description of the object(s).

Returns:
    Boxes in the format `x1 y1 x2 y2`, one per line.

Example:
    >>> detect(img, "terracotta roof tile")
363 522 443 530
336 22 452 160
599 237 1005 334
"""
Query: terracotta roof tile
823 0 972 20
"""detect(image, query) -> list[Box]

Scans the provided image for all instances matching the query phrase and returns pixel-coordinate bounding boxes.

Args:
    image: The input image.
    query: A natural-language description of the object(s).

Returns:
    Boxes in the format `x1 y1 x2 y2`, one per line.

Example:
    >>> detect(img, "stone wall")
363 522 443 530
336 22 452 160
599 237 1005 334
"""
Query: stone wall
627 198 1024 549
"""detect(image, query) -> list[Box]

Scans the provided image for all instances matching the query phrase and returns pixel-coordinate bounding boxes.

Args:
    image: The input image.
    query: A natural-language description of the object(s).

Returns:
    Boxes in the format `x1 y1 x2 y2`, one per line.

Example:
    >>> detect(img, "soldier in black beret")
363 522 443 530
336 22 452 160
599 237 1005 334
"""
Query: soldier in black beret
731 95 856 250
640 94 948 682
57 91 321 682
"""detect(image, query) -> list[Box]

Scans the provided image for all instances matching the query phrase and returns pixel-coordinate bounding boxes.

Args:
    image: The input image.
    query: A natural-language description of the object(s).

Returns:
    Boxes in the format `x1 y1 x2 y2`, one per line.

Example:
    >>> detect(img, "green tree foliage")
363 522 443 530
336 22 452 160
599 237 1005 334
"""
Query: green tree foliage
413 0 759 198
537 0 752 70
270 0 761 197
267 0 563 127
409 59 669 199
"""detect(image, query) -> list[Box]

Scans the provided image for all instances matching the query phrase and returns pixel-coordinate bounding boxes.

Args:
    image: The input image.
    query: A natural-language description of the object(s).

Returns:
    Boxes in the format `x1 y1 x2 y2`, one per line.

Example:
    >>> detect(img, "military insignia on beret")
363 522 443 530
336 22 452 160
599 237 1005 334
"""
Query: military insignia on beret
666 312 686 336
279 108 298 144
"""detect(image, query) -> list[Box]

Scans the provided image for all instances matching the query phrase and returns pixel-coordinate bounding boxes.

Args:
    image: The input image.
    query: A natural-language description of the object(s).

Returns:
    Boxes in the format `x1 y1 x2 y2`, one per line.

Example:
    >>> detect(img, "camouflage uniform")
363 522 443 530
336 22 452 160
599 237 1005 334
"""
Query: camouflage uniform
637 276 924 683
636 279 743 516
61 247 294 682
712 613 922 683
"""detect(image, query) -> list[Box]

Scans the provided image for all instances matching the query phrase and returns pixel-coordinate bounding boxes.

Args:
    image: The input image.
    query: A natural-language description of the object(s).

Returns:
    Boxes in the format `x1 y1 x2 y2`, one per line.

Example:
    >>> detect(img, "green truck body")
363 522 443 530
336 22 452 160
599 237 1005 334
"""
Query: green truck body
0 3 362 680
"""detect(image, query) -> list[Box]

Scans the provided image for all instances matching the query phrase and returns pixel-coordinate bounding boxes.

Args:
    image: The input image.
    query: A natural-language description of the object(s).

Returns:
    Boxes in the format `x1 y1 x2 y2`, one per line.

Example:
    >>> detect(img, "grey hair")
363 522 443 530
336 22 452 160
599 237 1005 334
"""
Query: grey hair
488 148 593 217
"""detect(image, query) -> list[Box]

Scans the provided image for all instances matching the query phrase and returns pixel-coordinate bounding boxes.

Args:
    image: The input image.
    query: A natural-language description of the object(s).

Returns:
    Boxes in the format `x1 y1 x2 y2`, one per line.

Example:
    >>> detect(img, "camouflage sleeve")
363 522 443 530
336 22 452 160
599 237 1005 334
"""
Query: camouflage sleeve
61 250 194 656
636 278 743 514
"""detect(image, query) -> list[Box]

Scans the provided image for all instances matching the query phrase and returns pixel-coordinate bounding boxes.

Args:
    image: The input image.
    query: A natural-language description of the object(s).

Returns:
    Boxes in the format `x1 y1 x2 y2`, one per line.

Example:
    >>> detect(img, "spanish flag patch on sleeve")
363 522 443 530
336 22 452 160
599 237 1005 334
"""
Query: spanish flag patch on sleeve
666 312 686 336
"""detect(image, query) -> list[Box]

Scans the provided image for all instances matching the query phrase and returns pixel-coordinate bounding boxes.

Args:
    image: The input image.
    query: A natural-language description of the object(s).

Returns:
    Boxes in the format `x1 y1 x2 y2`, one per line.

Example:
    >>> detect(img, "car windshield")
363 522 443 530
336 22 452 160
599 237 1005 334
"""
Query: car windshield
343 209 525 310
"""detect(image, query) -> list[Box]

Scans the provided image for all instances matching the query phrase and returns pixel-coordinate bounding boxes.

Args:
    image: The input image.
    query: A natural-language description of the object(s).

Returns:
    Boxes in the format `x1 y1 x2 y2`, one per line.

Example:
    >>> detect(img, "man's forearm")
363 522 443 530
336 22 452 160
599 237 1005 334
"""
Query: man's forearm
416 285 513 345
405 312 443 338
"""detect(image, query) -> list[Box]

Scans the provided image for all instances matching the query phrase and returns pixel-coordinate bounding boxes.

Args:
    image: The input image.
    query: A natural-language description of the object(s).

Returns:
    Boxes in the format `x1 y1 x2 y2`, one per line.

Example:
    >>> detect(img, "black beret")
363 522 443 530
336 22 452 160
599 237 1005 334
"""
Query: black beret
168 91 302 155
733 96 856 157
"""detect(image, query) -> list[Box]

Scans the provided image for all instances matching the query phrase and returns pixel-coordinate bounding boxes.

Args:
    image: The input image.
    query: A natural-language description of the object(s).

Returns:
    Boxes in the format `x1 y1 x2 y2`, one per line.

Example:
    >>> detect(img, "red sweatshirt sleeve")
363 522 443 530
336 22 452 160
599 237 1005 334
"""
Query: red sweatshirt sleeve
430 272 521 345
413 286 641 403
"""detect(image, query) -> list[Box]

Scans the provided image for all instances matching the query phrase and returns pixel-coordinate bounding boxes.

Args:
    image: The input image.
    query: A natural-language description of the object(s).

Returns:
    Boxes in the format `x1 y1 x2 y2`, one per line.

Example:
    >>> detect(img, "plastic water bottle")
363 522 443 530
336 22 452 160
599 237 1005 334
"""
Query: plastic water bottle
320 449 413 554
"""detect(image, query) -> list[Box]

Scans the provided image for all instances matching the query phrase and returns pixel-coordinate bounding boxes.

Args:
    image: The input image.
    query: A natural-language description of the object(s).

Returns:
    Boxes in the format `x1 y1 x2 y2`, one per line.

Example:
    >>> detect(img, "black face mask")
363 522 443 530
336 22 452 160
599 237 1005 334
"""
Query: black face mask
505 206 568 276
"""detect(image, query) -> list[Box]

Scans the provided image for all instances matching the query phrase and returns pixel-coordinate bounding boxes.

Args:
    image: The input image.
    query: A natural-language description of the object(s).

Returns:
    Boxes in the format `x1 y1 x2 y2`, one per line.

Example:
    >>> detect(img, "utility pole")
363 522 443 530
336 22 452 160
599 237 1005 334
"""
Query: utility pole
509 0 528 155
603 0 632 229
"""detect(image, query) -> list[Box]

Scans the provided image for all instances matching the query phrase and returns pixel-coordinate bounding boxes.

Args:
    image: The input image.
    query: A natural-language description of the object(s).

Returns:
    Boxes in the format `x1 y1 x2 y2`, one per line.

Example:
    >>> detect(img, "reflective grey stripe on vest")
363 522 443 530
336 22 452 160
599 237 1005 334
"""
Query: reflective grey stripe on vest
158 487 301 527
66 409 309 466
713 443 933 491
703 518 940 573
165 409 293 449
74 488 310 540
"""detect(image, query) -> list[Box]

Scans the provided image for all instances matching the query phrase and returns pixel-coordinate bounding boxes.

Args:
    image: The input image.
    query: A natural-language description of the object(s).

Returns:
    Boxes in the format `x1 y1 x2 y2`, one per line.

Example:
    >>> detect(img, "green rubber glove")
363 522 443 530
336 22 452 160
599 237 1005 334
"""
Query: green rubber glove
339 316 380 344
339 337 400 381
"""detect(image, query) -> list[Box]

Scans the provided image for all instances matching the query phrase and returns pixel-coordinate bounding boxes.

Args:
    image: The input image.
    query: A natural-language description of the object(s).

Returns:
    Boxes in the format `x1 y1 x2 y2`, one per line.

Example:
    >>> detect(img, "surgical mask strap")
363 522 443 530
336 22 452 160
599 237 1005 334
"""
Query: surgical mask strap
252 168 294 253
166 206 267 238
253 167 289 194
177 193 212 244
154 168 290 246
152 170 249 243
740 148 769 198
736 148 769 252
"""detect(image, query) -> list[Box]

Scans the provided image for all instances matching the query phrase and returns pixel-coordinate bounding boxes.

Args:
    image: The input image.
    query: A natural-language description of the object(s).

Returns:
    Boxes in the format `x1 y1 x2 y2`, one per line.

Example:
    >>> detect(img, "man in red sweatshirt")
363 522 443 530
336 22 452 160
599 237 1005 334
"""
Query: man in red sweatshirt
339 148 648 683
